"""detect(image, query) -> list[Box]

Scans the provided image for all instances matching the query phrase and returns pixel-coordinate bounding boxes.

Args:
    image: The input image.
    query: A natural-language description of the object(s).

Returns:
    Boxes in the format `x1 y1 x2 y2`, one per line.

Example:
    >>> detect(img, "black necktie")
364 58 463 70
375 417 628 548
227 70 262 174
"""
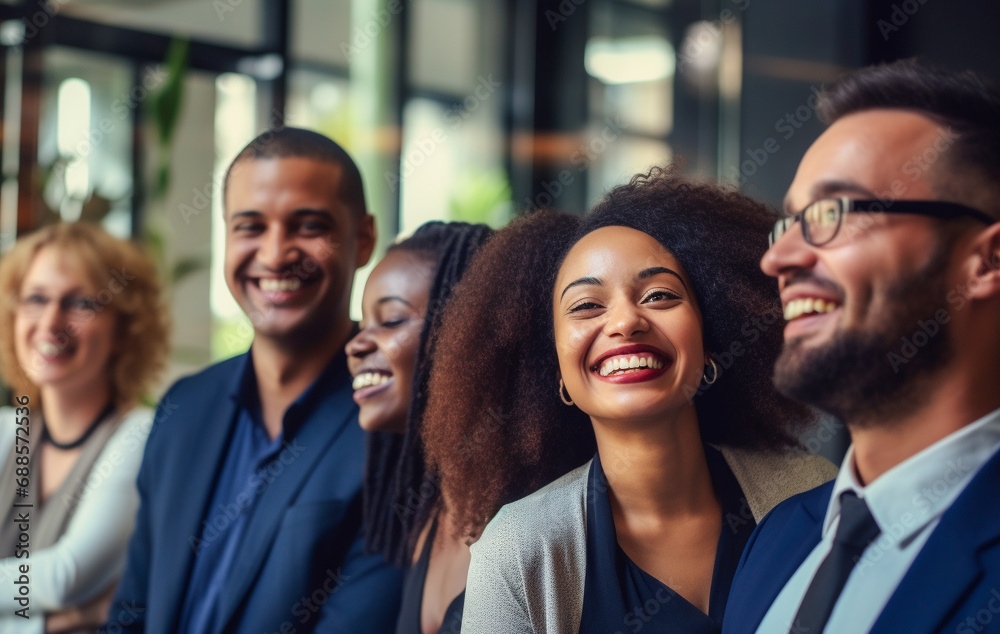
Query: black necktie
789 491 881 634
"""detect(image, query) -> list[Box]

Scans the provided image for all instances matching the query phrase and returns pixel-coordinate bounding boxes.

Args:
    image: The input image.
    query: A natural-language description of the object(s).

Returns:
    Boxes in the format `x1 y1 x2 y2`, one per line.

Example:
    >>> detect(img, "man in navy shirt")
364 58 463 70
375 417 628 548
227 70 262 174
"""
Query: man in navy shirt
106 128 403 633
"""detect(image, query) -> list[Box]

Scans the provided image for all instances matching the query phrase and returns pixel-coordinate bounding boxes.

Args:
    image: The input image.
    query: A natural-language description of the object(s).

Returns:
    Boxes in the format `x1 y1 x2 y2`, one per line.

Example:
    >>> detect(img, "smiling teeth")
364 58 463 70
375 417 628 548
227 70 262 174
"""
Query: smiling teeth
598 354 665 377
353 372 391 390
784 298 839 321
259 278 302 292
38 342 62 356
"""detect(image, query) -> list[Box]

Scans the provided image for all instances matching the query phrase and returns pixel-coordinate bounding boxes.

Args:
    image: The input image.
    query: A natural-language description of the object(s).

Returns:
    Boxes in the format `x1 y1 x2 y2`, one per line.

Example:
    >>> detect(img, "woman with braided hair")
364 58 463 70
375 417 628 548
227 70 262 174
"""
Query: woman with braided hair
345 220 493 634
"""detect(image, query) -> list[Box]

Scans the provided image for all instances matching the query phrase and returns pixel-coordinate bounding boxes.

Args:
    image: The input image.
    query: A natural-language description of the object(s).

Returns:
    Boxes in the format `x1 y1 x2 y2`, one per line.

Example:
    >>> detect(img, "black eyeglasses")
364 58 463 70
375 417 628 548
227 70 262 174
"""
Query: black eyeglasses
769 197 997 247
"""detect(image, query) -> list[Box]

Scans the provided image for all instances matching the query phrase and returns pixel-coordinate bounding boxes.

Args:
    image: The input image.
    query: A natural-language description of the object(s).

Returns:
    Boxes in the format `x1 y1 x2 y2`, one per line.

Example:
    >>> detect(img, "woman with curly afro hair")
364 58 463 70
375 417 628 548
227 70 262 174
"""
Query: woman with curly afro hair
428 166 838 633
419 209 597 632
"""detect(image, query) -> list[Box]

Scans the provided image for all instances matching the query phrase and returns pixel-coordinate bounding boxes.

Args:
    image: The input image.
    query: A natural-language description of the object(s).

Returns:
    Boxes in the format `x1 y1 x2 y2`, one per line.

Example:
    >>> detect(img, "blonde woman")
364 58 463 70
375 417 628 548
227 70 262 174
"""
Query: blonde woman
0 223 169 633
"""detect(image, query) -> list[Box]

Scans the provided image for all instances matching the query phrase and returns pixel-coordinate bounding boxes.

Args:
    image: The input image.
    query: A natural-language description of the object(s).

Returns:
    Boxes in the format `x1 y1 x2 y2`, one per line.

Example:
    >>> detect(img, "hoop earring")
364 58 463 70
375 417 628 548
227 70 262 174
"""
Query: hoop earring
558 378 574 406
703 357 719 385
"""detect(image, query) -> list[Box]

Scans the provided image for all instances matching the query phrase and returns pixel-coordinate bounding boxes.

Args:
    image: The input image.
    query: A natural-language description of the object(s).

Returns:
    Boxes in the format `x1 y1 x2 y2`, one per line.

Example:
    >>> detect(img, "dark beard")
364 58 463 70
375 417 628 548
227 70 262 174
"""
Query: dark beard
773 249 953 427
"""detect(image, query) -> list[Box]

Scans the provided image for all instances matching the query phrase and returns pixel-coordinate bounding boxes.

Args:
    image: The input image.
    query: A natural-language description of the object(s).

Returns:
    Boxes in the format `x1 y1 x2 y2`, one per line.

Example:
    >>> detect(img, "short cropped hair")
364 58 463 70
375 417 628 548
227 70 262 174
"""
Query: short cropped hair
0 223 170 407
223 127 367 216
818 59 1000 218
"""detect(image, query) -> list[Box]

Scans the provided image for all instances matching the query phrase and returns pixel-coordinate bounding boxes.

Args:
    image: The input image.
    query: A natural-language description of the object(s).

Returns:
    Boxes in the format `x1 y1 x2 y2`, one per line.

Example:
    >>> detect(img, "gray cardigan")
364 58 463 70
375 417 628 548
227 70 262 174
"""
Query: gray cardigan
461 447 837 633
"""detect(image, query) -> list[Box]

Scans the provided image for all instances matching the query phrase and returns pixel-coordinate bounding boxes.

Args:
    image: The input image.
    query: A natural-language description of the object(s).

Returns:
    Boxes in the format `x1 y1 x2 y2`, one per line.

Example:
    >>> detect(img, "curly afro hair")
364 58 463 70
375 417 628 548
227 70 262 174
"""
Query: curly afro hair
574 165 814 450
425 167 813 538
423 210 595 540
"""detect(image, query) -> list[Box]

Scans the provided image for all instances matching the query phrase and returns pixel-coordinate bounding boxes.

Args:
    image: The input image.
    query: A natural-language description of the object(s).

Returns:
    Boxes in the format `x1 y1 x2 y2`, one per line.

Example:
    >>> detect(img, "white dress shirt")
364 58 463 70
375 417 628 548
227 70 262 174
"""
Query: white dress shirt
756 406 1000 633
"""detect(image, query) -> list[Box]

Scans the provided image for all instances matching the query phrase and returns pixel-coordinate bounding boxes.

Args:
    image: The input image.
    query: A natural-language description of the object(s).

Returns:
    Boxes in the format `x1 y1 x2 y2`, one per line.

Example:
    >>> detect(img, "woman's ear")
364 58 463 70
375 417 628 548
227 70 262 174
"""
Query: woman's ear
963 222 1000 301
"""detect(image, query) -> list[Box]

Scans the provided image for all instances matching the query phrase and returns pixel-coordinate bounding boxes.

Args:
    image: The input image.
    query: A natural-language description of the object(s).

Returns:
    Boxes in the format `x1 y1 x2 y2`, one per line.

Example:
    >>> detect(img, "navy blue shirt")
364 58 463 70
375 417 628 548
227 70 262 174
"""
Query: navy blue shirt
579 446 755 634
178 355 307 633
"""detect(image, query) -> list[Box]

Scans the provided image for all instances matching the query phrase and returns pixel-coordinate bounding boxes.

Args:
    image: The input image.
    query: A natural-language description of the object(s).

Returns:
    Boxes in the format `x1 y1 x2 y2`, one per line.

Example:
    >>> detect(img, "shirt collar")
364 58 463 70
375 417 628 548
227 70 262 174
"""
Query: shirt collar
823 405 1000 544
226 341 355 439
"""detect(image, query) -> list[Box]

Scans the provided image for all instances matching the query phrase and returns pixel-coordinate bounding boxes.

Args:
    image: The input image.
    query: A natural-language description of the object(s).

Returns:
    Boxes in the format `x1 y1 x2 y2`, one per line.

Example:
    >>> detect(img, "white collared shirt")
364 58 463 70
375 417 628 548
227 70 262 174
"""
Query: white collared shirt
756 406 1000 633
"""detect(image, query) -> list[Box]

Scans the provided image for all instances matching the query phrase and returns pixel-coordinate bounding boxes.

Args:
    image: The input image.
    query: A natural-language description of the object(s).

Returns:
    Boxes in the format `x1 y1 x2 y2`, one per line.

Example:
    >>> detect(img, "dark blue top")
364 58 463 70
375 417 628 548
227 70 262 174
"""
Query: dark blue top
177 356 301 633
579 447 755 634
395 516 466 634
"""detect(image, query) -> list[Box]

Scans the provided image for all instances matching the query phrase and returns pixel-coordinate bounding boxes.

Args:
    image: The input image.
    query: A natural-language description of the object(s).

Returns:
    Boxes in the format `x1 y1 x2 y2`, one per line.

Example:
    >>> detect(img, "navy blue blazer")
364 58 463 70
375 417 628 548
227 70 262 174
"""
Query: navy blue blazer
724 449 1000 634
105 351 403 634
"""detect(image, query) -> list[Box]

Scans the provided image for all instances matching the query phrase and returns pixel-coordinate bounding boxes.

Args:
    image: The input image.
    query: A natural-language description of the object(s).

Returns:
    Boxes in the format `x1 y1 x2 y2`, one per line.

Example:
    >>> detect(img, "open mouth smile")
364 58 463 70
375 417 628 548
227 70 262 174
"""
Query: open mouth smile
352 370 392 389
37 341 72 361
258 278 302 293
352 370 394 402
249 275 318 304
591 345 672 384
597 354 666 376
783 297 841 321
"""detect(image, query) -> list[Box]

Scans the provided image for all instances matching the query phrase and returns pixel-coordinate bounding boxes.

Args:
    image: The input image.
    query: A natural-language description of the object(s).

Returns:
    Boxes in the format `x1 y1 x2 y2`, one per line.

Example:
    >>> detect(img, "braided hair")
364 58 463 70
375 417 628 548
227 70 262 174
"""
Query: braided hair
363 221 493 566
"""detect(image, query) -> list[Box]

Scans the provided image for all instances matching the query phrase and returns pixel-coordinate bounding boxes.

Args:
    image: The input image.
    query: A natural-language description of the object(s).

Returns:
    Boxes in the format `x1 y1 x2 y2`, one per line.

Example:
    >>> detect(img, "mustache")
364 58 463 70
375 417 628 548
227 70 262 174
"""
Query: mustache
783 270 845 300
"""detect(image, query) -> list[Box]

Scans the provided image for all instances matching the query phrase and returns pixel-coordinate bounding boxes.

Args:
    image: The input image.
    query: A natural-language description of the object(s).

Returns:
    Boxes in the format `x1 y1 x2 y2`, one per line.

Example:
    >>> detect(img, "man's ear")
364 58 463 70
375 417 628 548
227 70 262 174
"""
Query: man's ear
964 221 1000 301
355 214 376 269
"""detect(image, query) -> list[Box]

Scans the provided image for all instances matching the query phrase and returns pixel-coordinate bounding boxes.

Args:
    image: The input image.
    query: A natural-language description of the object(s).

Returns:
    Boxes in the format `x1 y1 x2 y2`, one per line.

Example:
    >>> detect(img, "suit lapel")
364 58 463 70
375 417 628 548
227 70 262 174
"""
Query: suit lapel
872 450 1000 634
215 376 357 631
159 356 247 633
736 483 830 632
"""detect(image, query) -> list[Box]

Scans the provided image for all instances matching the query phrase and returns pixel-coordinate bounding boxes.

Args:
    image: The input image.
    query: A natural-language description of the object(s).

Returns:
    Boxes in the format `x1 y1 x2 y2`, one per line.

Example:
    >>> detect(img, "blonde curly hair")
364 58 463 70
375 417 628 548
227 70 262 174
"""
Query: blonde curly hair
0 223 170 407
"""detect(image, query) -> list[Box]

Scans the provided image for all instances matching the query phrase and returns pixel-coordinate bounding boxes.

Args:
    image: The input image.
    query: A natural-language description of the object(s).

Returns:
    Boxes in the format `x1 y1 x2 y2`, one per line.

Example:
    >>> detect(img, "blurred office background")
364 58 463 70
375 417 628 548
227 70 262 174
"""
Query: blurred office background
0 0 996 383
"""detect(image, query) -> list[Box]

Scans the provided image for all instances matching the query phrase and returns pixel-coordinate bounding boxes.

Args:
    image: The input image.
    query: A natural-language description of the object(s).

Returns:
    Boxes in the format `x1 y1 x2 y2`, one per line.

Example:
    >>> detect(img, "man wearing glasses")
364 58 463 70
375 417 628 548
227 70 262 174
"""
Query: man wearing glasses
723 60 1000 634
